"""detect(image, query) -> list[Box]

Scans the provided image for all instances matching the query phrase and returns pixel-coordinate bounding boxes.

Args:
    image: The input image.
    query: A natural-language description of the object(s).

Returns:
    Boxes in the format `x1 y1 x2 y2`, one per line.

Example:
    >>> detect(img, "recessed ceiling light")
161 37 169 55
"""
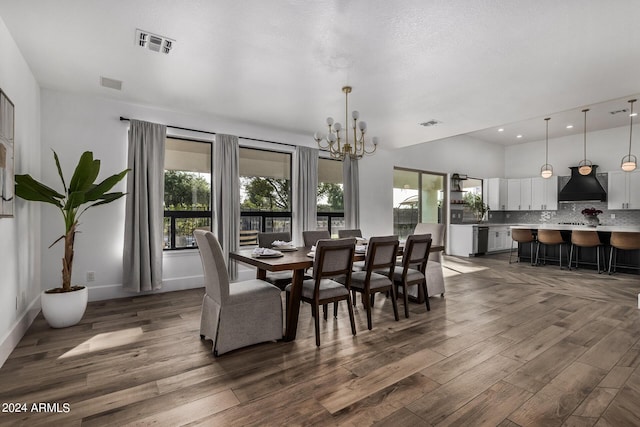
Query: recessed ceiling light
566 124 573 129
516 134 523 138
631 112 638 117
497 128 504 132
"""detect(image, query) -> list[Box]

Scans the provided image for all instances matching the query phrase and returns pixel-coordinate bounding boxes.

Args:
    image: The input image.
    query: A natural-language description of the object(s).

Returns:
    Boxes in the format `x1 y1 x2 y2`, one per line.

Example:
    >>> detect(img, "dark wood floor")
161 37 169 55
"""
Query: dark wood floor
1 253 640 426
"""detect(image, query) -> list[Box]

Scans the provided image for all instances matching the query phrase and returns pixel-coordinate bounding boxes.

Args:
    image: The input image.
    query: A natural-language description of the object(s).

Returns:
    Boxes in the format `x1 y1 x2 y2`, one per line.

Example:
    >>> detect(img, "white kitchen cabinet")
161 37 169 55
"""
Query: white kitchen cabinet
531 176 558 210
507 178 532 210
483 178 507 211
608 171 640 210
487 226 512 252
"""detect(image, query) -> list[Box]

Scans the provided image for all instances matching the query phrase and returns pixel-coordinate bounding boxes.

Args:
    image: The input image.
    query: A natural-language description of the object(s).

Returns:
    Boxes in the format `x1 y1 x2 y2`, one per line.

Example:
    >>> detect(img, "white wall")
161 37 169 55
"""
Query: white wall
40 89 314 299
0 16 42 367
505 125 632 177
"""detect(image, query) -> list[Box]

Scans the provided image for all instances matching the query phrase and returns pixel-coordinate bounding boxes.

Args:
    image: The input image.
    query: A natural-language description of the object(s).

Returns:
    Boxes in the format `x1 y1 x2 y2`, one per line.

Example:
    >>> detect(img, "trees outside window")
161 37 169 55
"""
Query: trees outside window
317 158 344 236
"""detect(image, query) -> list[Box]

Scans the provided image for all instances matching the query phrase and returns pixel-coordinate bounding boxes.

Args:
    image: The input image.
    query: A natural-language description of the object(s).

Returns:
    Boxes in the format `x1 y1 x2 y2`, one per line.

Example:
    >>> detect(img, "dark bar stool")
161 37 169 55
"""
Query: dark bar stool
535 229 569 269
569 230 606 273
509 228 536 265
608 232 640 275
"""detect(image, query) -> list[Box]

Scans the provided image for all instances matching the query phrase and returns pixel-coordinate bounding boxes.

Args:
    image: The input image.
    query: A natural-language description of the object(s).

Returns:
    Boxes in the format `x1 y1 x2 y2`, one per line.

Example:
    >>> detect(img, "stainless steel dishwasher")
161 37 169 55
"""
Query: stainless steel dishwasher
472 225 489 255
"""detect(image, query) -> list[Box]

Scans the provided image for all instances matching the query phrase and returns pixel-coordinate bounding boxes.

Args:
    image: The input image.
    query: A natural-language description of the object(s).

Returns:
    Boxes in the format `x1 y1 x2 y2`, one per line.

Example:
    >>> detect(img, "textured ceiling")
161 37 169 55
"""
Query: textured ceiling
0 0 639 149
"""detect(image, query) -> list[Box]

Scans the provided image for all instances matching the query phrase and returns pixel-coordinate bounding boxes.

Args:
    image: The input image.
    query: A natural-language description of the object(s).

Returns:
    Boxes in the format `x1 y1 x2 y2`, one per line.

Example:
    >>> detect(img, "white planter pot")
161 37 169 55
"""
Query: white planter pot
41 286 88 328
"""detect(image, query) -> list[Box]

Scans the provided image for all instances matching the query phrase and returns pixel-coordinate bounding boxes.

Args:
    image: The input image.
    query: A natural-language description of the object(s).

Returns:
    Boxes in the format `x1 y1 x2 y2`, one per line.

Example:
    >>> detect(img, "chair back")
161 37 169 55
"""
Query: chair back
537 229 564 245
610 232 640 250
303 230 331 247
338 229 363 238
258 231 291 248
512 228 535 243
313 238 356 280
401 234 432 275
364 235 399 278
194 230 229 303
414 223 445 247
571 230 601 247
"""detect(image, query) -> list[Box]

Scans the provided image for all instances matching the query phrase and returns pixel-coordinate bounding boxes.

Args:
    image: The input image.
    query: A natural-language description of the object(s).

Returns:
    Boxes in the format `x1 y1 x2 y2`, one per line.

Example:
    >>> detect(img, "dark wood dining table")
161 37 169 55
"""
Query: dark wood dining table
230 243 445 341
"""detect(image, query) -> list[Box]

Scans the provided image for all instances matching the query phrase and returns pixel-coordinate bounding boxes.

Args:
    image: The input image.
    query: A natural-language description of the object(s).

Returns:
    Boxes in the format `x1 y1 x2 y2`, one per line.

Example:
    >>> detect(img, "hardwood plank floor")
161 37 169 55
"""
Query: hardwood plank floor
1 253 640 426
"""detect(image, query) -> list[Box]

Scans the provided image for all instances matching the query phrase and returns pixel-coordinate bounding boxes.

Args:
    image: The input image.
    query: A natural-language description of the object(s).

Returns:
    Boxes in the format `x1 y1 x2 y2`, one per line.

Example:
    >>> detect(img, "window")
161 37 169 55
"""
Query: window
164 137 212 250
317 158 344 237
393 168 446 239
239 148 292 245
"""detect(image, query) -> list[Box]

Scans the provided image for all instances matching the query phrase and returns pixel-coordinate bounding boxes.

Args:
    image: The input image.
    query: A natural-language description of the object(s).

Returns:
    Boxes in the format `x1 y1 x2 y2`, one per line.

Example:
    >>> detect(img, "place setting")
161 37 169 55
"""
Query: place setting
251 247 284 258
270 240 298 252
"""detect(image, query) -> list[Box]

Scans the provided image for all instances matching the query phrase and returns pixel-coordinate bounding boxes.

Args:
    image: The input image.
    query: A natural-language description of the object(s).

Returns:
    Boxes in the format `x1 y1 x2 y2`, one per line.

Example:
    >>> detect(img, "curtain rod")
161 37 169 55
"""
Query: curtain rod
119 116 296 148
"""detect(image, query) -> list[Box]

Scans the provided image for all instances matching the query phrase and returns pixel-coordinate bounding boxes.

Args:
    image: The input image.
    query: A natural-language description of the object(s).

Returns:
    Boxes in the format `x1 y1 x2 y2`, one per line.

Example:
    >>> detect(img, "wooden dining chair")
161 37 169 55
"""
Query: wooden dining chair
338 229 363 238
347 235 399 330
393 234 432 318
302 230 331 247
285 238 356 346
257 231 294 290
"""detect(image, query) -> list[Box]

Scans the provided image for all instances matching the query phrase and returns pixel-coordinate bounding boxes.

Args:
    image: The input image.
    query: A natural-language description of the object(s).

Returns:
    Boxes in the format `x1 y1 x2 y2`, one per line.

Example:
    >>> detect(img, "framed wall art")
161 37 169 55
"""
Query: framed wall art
0 88 15 217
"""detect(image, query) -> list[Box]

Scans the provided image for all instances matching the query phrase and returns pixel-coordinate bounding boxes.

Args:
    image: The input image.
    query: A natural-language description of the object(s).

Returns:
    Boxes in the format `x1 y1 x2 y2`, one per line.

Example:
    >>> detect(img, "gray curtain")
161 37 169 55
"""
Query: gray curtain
213 134 240 280
123 119 166 292
343 156 360 229
292 146 318 245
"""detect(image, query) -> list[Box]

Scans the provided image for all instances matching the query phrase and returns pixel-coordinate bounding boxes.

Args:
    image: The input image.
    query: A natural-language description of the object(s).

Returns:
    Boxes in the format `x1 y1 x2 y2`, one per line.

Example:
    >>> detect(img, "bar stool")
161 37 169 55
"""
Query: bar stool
535 229 568 269
569 230 606 273
509 228 536 265
608 232 640 275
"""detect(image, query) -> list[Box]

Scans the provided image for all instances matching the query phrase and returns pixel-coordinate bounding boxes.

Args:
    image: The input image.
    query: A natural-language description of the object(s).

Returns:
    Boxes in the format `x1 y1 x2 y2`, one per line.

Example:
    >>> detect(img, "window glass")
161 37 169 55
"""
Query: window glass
239 148 291 244
164 137 211 249
317 158 344 237
393 168 446 239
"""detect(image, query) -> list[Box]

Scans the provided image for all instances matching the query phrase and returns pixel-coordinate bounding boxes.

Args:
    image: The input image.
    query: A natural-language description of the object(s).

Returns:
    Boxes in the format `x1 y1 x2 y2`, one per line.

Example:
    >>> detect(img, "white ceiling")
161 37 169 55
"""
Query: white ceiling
1 0 639 149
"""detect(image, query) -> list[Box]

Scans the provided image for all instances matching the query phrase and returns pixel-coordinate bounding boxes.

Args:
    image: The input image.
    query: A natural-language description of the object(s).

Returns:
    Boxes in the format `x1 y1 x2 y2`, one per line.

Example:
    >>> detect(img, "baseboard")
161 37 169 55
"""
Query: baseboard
87 275 206 301
0 294 41 368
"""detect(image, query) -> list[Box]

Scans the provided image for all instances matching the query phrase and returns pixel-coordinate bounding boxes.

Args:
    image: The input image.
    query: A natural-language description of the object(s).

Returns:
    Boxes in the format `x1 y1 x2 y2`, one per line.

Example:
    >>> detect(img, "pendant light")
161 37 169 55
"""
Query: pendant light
540 117 553 178
621 99 637 172
578 108 593 175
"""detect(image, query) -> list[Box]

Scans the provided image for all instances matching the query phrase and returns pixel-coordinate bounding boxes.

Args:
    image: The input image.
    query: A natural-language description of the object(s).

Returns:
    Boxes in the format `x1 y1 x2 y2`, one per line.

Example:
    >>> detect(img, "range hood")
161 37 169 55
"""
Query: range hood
558 165 607 202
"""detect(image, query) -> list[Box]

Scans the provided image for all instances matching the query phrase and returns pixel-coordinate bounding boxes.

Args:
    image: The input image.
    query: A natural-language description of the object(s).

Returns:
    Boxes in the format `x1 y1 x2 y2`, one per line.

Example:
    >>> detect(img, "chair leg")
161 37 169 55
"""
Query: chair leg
352 290 357 306
569 244 574 270
323 304 328 321
422 281 430 312
314 304 321 347
608 246 614 275
403 283 410 318
346 293 357 336
535 242 541 266
509 240 515 264
333 302 338 318
390 286 399 321
363 291 373 330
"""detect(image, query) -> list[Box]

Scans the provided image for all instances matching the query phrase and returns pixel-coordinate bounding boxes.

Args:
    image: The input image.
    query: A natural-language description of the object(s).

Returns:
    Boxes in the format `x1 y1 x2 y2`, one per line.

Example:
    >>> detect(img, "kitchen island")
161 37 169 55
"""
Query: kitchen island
510 224 640 274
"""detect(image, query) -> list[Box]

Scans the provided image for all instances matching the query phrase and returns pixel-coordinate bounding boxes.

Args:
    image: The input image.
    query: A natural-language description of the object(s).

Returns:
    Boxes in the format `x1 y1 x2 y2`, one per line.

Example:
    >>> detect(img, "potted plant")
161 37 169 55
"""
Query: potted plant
464 192 489 222
15 151 129 328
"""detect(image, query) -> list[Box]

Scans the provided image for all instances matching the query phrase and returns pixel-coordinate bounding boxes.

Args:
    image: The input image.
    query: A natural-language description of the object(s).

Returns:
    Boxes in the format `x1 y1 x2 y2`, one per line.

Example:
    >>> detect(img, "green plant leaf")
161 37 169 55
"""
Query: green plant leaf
84 169 129 202
64 190 86 210
52 150 67 195
87 192 126 208
68 152 100 193
15 174 64 207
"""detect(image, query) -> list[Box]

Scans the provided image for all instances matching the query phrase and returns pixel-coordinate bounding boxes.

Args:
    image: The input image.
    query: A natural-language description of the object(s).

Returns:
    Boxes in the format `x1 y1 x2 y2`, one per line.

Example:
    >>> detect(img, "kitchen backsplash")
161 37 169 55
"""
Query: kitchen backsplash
487 202 640 226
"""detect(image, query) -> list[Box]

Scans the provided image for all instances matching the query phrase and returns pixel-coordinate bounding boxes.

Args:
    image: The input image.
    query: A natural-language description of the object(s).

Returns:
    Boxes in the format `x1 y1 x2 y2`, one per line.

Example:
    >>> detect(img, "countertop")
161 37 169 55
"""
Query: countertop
510 224 640 232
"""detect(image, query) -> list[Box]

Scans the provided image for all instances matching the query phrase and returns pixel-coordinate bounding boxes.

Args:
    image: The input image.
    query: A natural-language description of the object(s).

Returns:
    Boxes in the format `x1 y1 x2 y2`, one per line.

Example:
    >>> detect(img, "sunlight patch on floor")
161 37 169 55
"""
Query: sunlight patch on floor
58 327 144 359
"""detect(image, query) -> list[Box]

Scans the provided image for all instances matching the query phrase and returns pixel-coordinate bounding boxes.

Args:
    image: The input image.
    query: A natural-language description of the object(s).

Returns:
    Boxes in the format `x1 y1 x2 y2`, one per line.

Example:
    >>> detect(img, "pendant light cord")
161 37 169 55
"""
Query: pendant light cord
629 100 635 156
545 117 550 164
582 108 589 161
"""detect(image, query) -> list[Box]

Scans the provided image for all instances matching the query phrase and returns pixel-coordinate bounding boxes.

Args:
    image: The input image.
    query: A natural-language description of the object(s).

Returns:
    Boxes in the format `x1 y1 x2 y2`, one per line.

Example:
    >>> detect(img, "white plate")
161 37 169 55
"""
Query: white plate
273 246 297 252
252 253 284 258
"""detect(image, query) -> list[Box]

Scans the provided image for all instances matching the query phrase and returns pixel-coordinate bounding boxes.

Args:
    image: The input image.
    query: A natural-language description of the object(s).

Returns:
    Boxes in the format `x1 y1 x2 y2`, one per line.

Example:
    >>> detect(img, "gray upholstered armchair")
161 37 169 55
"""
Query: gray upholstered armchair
194 230 283 356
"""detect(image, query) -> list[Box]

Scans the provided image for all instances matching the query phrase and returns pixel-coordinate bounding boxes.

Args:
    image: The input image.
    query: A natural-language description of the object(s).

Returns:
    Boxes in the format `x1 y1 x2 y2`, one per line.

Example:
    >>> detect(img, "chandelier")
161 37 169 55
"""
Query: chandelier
313 86 378 160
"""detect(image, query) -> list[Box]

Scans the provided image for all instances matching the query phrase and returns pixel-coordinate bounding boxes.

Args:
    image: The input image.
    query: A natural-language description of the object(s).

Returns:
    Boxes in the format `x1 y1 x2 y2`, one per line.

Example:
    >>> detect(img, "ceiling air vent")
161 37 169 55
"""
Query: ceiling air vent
100 76 122 91
136 29 175 55
609 108 628 115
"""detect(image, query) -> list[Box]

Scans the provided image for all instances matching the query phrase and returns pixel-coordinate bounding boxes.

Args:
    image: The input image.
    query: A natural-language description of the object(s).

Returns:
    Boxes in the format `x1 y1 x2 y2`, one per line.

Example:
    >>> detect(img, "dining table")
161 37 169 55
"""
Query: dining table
229 242 445 341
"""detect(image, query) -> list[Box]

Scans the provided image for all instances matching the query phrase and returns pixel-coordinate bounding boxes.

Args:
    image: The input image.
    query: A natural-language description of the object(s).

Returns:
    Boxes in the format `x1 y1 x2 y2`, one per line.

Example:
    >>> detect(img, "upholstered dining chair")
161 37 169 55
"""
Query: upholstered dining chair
338 229 363 238
257 231 295 290
302 230 331 247
347 235 399 330
285 238 357 347
394 234 432 318
194 230 283 356
413 223 446 298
